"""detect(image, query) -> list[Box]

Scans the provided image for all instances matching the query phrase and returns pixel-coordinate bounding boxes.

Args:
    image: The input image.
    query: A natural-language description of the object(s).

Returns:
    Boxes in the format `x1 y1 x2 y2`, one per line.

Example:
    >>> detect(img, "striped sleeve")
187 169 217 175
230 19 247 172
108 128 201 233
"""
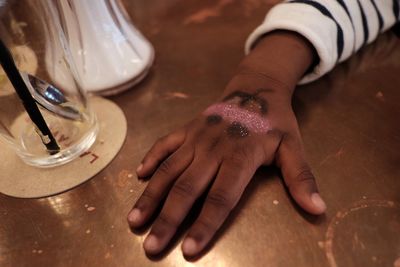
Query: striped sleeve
245 0 400 84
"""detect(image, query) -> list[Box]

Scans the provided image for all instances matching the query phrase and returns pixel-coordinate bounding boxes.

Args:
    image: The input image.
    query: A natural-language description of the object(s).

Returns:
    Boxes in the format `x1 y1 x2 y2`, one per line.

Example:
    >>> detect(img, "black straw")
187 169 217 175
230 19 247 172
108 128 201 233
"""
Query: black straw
0 39 60 154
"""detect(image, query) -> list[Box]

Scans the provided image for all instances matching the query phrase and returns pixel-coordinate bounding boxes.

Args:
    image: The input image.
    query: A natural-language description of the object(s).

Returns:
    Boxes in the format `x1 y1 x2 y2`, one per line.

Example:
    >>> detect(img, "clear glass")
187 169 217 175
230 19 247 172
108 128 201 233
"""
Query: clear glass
0 0 98 167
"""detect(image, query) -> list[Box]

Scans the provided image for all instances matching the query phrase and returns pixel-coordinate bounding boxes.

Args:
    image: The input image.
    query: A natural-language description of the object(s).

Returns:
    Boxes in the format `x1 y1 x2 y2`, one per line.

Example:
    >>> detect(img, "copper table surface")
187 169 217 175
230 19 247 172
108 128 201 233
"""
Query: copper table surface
1 1 400 267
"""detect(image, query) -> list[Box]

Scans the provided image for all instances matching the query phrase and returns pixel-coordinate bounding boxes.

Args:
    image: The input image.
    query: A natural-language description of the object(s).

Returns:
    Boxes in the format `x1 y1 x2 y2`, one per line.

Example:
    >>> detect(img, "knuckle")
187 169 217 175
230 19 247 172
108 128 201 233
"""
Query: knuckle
287 166 317 193
229 155 245 167
157 159 173 175
228 147 249 166
157 212 178 228
207 136 221 152
196 217 217 233
206 189 234 211
229 148 254 169
171 180 195 198
135 189 157 209
140 189 157 202
295 167 315 184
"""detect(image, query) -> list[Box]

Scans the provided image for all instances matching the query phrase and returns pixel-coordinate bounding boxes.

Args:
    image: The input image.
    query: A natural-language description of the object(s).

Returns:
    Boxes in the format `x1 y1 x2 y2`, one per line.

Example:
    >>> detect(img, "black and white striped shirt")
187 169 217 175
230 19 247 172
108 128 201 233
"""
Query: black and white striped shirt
246 0 400 84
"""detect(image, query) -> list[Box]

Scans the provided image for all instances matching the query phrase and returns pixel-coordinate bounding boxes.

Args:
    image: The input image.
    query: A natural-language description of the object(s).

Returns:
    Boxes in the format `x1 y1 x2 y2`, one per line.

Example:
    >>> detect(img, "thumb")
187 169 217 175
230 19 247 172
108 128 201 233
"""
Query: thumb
276 133 326 215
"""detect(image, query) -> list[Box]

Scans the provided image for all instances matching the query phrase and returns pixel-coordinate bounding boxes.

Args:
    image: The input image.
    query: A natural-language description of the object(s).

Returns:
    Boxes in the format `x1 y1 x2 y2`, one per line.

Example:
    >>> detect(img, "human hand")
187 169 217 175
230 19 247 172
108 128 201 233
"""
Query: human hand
127 79 326 258
127 31 326 258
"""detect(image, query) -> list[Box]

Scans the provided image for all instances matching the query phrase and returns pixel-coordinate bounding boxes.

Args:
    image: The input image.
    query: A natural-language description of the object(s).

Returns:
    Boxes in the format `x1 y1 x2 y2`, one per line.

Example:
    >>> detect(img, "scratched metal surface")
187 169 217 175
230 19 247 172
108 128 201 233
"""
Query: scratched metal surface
1 1 400 266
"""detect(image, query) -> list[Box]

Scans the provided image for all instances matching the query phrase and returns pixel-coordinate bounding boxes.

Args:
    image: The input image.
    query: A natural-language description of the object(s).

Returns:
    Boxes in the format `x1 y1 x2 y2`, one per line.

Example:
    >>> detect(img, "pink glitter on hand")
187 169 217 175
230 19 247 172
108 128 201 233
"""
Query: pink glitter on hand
204 103 270 133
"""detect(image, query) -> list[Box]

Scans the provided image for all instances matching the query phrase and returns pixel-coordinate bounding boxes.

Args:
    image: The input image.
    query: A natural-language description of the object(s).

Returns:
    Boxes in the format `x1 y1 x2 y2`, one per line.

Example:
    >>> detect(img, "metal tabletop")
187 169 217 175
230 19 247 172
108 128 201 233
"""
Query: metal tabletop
1 1 399 266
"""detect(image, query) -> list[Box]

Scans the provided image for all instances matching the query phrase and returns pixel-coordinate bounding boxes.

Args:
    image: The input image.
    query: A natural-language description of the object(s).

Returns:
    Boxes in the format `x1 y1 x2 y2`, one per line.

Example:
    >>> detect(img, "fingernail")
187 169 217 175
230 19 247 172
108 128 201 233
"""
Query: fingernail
182 237 198 256
311 193 327 213
128 209 141 225
144 235 159 254
136 163 143 174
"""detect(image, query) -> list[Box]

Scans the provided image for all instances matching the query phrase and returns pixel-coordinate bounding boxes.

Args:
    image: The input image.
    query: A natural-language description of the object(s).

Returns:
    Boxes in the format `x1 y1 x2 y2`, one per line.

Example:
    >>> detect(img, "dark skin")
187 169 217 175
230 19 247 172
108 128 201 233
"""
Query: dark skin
127 31 327 258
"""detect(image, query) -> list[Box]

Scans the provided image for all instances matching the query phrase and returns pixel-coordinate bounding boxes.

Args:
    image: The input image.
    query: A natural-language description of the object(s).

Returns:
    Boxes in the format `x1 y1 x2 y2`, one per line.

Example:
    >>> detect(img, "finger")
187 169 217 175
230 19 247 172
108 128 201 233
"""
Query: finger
276 133 326 215
182 157 256 258
143 156 220 255
128 145 194 228
137 129 186 177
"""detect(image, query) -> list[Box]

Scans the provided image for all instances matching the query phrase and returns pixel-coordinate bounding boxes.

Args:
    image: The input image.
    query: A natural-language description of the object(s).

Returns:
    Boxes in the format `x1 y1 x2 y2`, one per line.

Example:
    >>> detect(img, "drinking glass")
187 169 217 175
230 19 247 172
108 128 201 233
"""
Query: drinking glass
0 0 98 167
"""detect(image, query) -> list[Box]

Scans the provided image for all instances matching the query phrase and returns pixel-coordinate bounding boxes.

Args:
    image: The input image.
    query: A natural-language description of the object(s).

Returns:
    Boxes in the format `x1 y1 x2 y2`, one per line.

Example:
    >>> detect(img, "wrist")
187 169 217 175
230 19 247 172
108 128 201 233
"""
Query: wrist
229 30 316 97
223 70 294 101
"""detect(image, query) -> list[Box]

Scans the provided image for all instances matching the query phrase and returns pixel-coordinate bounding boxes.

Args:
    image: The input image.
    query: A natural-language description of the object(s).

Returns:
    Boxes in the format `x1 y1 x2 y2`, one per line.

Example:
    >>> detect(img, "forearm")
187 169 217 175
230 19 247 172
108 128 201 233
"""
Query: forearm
224 31 316 98
246 1 399 84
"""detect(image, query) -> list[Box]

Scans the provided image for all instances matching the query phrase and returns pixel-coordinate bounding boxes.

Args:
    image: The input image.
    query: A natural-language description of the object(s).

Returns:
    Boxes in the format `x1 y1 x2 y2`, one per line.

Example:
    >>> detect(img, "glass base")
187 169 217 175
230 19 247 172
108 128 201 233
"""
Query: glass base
17 123 98 168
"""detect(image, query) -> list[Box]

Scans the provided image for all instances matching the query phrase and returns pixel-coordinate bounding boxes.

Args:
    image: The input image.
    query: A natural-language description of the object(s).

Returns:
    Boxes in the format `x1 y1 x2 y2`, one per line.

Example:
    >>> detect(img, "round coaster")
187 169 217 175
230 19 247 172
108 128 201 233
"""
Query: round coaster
0 97 127 198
